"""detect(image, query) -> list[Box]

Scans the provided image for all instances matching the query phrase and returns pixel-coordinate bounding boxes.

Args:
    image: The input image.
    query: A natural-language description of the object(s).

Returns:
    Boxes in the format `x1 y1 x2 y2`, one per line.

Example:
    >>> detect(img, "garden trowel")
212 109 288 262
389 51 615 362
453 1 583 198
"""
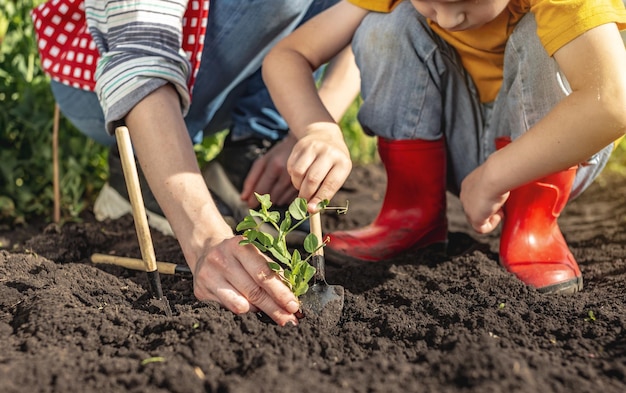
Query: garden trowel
115 126 172 317
299 212 344 327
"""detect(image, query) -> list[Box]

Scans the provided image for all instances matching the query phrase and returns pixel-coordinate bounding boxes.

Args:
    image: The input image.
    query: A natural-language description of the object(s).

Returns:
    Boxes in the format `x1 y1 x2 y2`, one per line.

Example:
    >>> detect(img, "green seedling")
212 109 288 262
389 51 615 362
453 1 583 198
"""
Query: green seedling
585 310 597 322
236 193 343 299
141 356 166 365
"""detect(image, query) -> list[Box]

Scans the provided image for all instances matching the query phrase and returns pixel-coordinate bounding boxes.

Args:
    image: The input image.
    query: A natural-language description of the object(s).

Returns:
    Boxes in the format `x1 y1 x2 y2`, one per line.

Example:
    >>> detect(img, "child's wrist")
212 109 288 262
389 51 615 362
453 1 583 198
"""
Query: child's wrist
481 151 512 197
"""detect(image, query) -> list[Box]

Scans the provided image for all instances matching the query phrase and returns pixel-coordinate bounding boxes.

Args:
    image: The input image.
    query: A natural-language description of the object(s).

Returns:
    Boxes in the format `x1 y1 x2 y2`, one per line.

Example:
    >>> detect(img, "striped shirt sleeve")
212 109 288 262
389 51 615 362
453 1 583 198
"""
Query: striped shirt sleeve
84 0 191 134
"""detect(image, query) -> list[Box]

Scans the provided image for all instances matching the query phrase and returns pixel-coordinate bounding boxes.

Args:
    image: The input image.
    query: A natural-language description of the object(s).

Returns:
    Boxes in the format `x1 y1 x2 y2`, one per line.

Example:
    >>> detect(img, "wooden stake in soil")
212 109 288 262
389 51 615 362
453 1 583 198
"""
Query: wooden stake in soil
115 126 172 316
52 103 61 224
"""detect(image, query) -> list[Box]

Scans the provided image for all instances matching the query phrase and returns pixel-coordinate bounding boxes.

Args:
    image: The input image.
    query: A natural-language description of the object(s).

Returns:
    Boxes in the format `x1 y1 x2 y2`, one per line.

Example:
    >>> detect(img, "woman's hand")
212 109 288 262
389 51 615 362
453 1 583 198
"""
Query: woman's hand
192 234 300 326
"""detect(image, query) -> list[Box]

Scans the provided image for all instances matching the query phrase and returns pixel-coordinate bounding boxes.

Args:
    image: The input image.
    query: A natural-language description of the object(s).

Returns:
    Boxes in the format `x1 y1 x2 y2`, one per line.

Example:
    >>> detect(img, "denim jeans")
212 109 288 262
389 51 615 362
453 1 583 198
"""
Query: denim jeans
51 0 338 146
352 1 613 198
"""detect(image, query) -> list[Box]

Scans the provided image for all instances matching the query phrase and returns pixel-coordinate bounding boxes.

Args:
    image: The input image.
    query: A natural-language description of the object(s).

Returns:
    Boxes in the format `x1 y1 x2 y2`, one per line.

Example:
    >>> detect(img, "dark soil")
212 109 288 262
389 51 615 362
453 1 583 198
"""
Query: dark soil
1 162 626 393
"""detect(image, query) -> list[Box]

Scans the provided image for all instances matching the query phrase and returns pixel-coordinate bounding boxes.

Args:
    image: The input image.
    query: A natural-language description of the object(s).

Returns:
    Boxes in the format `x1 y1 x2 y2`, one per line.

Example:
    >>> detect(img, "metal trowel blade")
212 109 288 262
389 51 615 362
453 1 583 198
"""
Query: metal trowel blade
299 282 344 328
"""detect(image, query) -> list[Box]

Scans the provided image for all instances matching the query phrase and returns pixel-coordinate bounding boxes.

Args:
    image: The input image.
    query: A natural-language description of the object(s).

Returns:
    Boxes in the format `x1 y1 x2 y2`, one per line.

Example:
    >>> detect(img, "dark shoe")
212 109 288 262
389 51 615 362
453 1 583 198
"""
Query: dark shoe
94 144 241 237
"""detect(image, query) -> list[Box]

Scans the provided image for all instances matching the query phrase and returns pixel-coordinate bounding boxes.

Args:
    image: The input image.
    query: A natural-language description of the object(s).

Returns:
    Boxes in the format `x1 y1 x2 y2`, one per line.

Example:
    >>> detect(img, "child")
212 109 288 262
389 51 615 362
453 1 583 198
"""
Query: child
263 0 626 294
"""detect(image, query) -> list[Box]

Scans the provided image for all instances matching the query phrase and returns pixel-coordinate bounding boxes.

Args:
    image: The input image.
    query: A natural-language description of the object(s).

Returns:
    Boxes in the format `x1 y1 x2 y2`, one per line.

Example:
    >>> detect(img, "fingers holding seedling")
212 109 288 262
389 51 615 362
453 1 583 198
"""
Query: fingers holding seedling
192 237 299 326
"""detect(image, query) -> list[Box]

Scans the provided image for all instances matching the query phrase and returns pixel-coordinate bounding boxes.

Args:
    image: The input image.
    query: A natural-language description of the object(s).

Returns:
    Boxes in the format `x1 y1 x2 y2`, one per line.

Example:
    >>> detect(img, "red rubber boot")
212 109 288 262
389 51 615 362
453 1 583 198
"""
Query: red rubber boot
497 137 582 294
325 137 448 263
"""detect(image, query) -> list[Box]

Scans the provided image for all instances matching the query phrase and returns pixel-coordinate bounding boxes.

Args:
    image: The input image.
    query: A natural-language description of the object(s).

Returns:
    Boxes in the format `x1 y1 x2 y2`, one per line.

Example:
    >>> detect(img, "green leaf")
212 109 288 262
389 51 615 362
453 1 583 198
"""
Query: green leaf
288 197 308 220
294 282 310 297
293 258 315 286
268 211 281 224
245 229 259 242
274 240 289 260
251 240 268 252
255 193 272 210
279 212 292 232
268 248 291 265
302 264 316 283
267 261 282 273
236 215 258 231
256 231 274 247
290 249 302 274
303 233 319 253
250 209 270 221
316 199 330 210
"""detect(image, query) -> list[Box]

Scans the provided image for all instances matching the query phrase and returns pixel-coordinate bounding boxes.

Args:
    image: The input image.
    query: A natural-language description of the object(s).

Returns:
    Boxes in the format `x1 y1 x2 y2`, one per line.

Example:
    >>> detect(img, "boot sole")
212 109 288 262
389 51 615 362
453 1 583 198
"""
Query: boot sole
536 276 583 295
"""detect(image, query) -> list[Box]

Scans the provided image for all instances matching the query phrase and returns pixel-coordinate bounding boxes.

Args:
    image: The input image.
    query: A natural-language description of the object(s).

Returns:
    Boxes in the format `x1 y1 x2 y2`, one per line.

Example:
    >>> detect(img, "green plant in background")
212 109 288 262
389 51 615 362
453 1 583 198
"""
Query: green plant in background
0 0 107 227
339 96 378 164
236 194 329 298
194 130 228 164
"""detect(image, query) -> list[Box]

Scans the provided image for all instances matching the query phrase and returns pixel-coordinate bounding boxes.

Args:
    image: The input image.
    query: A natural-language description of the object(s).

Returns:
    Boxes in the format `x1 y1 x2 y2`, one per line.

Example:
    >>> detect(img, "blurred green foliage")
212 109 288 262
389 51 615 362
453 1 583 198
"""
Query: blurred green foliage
340 96 378 164
0 0 108 227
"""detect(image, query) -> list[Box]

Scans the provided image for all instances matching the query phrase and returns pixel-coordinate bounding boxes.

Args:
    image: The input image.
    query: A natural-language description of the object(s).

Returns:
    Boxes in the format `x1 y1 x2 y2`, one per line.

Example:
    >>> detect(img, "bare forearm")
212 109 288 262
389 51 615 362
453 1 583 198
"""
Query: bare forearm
482 23 626 196
484 92 626 197
263 48 337 139
124 84 233 269
263 1 367 139
317 45 361 122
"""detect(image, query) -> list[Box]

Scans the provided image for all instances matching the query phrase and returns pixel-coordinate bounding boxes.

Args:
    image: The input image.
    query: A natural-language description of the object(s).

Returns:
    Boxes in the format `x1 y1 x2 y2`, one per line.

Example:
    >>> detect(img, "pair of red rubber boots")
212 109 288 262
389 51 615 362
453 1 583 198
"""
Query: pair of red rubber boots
325 136 582 294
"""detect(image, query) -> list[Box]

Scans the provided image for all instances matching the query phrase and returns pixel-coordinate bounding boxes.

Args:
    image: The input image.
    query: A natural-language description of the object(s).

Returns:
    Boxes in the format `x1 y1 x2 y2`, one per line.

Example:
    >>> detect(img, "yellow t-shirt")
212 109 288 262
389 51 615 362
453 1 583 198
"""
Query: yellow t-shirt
347 0 626 102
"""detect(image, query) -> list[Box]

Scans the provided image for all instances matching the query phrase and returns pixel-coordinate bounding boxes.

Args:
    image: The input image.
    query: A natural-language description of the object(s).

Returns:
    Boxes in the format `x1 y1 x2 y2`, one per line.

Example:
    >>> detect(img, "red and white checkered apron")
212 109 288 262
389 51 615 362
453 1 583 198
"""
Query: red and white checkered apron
31 0 209 92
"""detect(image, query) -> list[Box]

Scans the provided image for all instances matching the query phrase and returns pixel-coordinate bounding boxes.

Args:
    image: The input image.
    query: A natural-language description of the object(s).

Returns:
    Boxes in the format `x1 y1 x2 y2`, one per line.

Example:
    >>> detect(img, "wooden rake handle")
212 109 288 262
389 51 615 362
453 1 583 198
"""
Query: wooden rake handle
114 126 158 274
91 253 190 275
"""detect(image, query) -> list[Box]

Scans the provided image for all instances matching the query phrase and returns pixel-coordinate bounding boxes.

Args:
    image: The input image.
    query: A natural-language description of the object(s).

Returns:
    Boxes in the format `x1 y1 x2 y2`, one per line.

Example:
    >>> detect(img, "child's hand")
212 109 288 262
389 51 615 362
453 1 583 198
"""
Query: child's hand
459 164 510 234
286 123 352 212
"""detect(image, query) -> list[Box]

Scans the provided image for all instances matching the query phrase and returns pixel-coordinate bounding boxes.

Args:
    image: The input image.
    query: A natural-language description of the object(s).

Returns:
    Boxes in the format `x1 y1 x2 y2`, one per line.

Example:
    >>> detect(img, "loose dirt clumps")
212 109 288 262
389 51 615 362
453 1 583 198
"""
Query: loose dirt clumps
1 163 626 393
